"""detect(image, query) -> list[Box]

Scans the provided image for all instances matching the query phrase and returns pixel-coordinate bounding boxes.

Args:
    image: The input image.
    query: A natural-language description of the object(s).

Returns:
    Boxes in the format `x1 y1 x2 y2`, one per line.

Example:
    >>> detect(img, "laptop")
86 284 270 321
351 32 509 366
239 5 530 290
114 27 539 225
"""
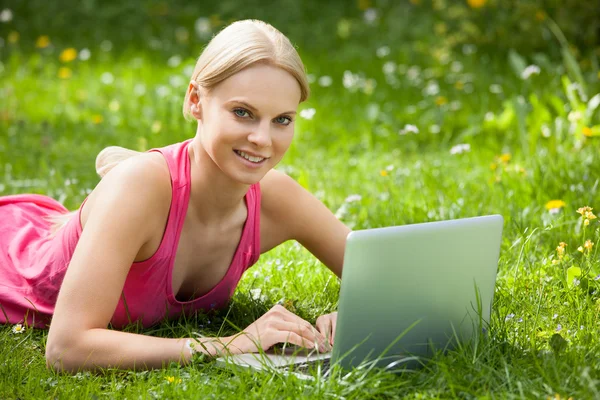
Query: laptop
214 215 504 378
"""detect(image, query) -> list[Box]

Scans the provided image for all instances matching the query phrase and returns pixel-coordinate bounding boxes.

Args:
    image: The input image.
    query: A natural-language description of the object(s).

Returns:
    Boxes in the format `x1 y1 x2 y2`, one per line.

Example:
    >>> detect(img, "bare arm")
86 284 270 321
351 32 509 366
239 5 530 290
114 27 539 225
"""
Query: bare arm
45 156 225 372
260 170 351 278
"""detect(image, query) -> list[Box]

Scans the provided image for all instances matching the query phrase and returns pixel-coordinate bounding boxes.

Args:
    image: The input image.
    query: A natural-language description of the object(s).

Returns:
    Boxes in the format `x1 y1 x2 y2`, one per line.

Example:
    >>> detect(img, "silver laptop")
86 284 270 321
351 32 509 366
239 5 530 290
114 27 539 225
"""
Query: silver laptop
215 215 504 377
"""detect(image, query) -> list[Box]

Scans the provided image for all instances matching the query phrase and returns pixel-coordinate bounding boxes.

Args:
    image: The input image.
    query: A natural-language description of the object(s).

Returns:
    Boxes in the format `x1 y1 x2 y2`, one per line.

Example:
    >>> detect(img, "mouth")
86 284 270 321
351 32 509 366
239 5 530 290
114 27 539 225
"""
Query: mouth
234 150 269 164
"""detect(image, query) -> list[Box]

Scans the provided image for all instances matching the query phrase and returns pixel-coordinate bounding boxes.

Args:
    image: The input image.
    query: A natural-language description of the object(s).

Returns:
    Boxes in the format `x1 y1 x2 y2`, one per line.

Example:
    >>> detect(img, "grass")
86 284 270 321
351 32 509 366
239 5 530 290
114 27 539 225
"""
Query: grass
2 0 600 398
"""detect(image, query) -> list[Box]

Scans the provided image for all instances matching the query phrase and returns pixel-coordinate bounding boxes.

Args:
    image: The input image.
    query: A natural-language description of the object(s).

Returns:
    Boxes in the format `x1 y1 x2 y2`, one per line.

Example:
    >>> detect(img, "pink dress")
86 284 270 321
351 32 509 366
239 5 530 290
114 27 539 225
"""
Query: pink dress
0 140 261 328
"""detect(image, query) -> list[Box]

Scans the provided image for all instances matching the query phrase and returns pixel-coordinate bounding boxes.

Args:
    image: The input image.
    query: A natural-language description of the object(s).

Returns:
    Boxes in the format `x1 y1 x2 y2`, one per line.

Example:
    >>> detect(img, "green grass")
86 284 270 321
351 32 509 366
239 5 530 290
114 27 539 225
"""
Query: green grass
2 0 600 398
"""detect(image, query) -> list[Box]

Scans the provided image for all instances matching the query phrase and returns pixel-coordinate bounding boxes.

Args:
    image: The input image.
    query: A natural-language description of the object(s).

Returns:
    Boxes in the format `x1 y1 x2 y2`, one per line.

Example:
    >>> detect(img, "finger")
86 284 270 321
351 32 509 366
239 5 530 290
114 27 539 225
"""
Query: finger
330 315 337 346
315 317 332 345
274 331 315 349
269 320 327 349
271 305 321 337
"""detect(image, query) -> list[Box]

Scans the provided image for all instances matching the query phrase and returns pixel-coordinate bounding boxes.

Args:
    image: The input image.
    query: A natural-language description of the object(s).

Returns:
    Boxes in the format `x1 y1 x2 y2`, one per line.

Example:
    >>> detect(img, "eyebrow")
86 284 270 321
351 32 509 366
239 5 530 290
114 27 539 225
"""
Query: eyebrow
226 100 297 115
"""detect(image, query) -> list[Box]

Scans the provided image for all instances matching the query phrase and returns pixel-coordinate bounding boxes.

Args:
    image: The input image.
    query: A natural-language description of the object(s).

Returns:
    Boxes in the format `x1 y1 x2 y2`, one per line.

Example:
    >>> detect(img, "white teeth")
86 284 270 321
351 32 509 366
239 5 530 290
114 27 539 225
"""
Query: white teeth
236 150 265 163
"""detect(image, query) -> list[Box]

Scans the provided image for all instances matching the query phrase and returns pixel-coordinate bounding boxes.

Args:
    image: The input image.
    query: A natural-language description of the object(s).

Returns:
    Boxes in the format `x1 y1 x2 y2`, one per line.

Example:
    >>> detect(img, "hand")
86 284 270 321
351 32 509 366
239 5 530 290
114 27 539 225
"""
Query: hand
315 312 337 347
224 304 329 354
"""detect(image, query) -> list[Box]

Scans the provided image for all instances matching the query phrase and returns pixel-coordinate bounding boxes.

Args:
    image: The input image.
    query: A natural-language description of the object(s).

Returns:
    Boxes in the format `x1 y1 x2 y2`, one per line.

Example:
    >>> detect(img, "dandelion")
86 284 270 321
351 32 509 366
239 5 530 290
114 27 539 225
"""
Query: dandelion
582 127 593 137
467 0 486 8
59 48 77 63
300 108 316 120
357 0 372 11
58 67 72 79
545 200 566 214
12 324 25 334
434 96 448 106
380 170 388 177
165 376 182 384
449 143 471 155
36 35 50 48
521 65 541 80
535 10 546 21
7 31 19 43
92 114 103 124
498 153 511 164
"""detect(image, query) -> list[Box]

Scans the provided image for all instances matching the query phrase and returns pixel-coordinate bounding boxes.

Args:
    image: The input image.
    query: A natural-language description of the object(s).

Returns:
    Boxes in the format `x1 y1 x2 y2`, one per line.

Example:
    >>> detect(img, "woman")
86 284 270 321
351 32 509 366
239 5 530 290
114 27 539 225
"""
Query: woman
0 19 350 372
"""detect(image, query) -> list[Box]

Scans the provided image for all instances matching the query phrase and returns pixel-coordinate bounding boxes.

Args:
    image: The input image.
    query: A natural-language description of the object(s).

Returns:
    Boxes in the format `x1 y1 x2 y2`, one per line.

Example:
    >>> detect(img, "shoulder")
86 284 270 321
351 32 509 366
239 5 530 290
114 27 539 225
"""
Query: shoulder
81 151 172 237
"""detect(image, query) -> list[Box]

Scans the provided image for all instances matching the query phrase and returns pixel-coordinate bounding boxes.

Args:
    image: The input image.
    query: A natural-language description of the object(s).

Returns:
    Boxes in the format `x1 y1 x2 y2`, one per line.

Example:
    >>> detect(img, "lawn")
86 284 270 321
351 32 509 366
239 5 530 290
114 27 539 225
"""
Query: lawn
1 0 600 398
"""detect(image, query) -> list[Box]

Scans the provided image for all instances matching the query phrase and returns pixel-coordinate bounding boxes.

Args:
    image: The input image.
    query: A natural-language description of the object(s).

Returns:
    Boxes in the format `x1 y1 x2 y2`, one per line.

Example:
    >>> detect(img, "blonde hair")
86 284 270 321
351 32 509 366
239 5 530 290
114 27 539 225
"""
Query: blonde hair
49 20 307 235
183 19 310 119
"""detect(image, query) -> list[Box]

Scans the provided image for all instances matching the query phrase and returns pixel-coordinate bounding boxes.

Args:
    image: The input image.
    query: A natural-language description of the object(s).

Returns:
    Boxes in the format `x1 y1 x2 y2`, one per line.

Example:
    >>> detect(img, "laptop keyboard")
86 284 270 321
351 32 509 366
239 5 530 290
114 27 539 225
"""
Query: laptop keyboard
280 358 331 375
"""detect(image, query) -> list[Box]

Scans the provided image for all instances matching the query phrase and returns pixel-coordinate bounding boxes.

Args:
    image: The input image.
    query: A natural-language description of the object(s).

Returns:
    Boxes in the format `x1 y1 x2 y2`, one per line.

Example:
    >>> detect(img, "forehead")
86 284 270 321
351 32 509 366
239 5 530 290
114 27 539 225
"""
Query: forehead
208 63 302 111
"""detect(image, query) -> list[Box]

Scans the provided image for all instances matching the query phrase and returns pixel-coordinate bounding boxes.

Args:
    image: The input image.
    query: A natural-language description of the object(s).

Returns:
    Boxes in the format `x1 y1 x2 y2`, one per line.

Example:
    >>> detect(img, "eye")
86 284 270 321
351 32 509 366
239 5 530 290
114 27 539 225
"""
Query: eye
274 116 292 126
233 108 250 118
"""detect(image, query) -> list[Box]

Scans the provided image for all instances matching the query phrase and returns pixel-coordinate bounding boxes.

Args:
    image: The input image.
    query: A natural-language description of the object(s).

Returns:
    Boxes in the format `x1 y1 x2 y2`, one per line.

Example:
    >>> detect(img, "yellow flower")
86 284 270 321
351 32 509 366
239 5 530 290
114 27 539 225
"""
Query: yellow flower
92 114 103 124
499 153 511 164
8 31 19 44
151 121 162 134
165 376 182 384
58 67 72 79
435 96 448 106
584 239 593 251
545 200 566 211
380 170 388 177
535 10 547 21
578 246 584 253
454 81 464 90
358 0 372 10
584 219 590 226
36 35 51 49
556 242 567 259
467 0 486 9
582 127 593 137
490 162 497 171
59 48 77 63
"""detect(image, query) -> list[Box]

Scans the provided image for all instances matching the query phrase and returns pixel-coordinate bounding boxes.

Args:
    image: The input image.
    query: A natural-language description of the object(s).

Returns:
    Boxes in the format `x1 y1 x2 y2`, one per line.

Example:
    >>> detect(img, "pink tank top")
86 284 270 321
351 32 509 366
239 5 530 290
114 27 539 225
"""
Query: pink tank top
0 139 261 328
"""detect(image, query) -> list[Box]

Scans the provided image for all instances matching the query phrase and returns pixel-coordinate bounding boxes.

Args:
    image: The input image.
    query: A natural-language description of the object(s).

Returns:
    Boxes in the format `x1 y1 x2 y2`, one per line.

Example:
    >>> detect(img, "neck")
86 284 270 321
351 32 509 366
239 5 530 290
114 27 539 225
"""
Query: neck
186 136 249 225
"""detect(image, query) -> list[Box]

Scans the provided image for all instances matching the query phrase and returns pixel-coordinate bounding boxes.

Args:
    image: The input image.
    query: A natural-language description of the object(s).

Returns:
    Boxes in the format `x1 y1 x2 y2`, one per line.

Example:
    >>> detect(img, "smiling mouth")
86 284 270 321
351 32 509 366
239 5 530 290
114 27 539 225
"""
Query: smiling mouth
234 150 268 163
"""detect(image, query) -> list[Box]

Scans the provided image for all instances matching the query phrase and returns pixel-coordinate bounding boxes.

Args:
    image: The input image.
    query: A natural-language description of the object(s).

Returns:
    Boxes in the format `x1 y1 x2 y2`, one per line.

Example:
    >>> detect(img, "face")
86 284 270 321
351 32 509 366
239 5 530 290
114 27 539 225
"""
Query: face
191 63 302 185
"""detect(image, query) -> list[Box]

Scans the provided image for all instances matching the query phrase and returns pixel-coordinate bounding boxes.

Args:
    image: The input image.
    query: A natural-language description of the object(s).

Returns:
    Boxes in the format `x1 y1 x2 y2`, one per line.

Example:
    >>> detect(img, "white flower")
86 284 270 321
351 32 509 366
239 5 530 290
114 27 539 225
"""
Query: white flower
169 75 185 88
299 108 316 120
12 324 25 334
363 9 378 24
399 124 419 135
521 65 541 80
376 46 390 58
505 313 515 321
167 55 182 68
449 143 471 155
344 194 362 203
489 84 503 94
382 61 396 75
100 40 113 52
429 124 441 134
423 81 440 96
318 76 332 87
195 17 212 40
133 83 146 97
78 48 91 61
100 72 114 85
0 9 13 23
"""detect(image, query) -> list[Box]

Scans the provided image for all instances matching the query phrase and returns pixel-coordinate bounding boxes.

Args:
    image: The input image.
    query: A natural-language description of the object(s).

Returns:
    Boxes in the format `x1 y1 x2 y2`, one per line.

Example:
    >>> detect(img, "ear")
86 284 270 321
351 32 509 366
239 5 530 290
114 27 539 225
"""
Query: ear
187 81 203 120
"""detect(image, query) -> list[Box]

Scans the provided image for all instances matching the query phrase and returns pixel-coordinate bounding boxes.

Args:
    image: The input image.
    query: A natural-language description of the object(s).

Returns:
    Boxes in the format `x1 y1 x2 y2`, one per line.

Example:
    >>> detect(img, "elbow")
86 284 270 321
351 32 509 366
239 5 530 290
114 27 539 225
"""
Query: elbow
45 337 79 373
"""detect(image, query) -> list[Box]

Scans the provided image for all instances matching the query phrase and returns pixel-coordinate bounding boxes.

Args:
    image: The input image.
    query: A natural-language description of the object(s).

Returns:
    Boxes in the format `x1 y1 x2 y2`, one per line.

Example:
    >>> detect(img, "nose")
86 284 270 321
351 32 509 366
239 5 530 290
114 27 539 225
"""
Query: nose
247 120 272 148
